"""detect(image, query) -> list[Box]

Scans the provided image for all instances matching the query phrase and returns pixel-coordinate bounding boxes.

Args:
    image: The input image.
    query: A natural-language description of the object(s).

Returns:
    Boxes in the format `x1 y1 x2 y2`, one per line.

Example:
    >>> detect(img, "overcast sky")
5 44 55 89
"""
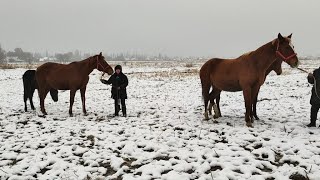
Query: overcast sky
0 0 319 57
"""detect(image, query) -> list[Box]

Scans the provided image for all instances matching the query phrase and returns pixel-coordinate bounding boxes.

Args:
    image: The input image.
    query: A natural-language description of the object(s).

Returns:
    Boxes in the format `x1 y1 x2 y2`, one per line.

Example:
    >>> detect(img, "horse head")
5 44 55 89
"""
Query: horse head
275 33 299 68
95 52 114 75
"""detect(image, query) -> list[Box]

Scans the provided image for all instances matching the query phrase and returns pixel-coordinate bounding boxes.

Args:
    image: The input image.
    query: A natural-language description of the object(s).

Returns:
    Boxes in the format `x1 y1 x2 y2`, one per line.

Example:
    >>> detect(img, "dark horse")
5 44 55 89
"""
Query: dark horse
36 52 114 116
200 33 299 127
208 57 283 120
23 70 58 112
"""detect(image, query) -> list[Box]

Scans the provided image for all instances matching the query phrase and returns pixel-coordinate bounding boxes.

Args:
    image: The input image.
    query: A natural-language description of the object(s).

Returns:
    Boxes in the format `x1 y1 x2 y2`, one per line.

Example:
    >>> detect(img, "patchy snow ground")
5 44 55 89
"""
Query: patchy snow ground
1 60 320 180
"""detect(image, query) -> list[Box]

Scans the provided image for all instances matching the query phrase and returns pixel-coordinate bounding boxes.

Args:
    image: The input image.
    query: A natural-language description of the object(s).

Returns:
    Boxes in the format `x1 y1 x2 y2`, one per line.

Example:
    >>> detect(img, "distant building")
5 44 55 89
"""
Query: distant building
39 57 57 62
7 56 24 63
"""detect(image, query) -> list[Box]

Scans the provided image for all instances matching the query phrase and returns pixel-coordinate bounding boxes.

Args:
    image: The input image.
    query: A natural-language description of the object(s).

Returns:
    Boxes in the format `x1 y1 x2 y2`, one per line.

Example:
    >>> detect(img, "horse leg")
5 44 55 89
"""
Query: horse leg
252 87 261 120
251 85 261 123
243 88 253 127
208 89 214 115
80 87 87 115
208 100 214 115
39 87 49 115
214 92 222 118
30 88 35 110
209 87 221 119
202 84 211 120
24 90 28 112
69 89 76 117
23 78 29 112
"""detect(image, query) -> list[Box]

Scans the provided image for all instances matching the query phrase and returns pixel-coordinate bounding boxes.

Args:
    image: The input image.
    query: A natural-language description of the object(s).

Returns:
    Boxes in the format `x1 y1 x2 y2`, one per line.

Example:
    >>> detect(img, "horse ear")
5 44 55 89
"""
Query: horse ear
99 52 102 56
278 33 285 42
287 33 292 39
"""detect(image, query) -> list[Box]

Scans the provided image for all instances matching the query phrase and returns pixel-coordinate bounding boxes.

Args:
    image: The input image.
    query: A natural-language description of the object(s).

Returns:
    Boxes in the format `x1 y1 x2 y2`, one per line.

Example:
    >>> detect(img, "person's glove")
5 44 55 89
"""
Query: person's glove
100 79 108 84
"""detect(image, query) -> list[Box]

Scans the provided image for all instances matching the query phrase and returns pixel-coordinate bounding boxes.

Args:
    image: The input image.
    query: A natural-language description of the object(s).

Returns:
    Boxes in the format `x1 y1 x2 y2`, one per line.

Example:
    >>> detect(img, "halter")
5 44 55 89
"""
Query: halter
275 39 297 63
96 56 108 72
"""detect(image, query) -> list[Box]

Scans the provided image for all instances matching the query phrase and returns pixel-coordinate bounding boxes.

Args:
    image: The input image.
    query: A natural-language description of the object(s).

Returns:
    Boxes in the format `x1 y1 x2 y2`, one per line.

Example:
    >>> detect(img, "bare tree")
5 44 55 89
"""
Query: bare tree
0 44 6 64
55 52 73 63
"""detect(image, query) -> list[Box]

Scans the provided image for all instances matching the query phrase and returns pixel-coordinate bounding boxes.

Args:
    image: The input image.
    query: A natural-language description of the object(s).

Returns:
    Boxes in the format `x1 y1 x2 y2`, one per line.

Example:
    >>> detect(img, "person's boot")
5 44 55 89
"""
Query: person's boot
115 102 120 116
309 105 319 127
122 106 127 117
307 121 316 127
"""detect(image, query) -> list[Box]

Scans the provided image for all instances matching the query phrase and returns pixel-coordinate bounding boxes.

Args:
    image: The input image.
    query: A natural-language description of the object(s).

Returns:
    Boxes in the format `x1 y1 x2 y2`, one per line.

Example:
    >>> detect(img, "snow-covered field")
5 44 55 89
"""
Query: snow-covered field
1 60 320 180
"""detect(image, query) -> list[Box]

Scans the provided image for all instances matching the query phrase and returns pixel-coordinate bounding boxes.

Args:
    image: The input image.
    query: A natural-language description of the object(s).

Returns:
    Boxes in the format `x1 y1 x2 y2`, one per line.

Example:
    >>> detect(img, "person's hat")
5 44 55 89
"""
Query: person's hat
115 65 122 71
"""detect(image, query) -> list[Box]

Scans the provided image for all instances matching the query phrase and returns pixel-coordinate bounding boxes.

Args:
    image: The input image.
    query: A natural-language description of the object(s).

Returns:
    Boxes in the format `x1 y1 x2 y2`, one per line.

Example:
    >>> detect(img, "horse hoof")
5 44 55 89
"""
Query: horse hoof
203 116 210 121
213 114 222 119
69 114 73 117
246 123 254 128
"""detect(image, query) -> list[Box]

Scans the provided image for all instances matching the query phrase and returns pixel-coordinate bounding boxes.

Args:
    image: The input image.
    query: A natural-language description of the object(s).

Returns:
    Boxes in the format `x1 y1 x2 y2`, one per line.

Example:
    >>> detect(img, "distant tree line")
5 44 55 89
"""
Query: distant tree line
6 48 34 64
0 43 198 65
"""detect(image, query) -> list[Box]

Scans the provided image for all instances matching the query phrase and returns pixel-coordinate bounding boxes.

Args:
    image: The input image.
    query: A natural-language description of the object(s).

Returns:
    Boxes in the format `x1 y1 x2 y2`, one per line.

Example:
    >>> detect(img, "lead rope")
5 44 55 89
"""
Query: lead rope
296 67 320 100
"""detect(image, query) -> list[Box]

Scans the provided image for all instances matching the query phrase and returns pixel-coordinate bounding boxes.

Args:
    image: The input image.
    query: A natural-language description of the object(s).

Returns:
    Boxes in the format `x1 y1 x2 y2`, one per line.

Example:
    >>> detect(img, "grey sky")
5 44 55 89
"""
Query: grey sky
0 0 319 57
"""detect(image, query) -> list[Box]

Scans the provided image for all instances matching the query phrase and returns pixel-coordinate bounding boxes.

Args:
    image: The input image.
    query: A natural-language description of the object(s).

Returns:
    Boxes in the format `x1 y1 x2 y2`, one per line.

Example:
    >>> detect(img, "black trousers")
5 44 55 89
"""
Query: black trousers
310 105 320 124
115 99 126 116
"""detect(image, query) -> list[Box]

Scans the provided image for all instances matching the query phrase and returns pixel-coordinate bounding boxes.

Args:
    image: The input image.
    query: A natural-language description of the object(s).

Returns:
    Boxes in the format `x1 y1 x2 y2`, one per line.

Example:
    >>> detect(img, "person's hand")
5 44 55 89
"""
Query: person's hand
100 79 107 84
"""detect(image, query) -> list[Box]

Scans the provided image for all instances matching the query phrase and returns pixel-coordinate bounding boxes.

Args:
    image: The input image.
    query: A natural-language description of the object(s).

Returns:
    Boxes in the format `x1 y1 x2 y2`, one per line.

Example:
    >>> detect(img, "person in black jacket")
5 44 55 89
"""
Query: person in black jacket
307 67 320 127
100 65 128 117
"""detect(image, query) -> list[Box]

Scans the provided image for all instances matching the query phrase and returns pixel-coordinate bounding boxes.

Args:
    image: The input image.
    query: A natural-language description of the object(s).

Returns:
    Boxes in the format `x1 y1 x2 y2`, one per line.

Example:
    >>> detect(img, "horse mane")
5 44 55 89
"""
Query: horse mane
240 51 253 58
238 39 277 60
83 55 97 61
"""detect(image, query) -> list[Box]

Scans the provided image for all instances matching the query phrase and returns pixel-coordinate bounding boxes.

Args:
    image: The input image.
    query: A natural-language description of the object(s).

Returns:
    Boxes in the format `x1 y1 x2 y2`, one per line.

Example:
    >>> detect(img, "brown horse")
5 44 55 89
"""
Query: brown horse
36 52 113 116
208 57 283 120
200 33 299 127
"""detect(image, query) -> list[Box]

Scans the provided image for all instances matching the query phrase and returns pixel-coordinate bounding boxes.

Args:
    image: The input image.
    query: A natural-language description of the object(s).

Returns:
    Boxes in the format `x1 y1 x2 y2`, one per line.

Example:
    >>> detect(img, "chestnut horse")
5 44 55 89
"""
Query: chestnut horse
200 33 299 127
36 52 113 116
208 57 283 120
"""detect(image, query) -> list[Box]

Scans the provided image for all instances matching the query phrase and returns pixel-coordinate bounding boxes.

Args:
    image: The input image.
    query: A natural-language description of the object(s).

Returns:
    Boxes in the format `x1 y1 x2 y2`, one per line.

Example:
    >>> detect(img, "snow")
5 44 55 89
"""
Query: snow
0 60 320 180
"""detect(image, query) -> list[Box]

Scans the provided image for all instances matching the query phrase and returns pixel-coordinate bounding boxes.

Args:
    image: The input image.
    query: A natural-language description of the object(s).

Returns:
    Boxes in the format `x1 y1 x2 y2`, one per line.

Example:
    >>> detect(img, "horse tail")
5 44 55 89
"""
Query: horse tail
50 89 59 102
200 59 213 101
22 72 31 102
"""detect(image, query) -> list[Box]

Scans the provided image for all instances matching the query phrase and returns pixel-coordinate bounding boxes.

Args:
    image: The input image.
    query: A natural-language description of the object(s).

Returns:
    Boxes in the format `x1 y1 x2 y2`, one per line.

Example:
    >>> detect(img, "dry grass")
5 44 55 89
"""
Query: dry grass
0 63 38 69
128 68 199 79
185 63 194 68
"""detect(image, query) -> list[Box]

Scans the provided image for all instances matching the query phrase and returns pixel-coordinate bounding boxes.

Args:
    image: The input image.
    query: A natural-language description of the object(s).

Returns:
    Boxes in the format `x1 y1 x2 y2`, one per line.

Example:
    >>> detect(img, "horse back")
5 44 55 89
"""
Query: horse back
205 58 239 75
36 62 88 90
202 58 244 91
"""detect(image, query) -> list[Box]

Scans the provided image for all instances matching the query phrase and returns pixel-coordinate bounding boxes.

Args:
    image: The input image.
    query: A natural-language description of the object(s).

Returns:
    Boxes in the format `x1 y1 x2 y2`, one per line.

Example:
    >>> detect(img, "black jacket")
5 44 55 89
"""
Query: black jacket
101 72 128 99
308 67 320 105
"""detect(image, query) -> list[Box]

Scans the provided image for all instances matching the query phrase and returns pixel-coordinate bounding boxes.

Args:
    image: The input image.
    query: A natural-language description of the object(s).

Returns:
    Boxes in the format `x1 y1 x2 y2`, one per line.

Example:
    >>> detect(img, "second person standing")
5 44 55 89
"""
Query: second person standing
101 65 128 117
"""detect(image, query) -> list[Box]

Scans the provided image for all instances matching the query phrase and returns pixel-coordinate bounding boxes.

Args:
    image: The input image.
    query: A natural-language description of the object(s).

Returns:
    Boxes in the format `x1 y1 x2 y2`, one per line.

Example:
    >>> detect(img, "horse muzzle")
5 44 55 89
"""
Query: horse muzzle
106 68 114 75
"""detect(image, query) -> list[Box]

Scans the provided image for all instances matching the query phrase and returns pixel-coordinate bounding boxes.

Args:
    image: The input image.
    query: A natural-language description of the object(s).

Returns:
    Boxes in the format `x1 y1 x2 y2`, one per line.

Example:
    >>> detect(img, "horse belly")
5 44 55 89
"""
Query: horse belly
214 80 242 92
48 80 70 90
